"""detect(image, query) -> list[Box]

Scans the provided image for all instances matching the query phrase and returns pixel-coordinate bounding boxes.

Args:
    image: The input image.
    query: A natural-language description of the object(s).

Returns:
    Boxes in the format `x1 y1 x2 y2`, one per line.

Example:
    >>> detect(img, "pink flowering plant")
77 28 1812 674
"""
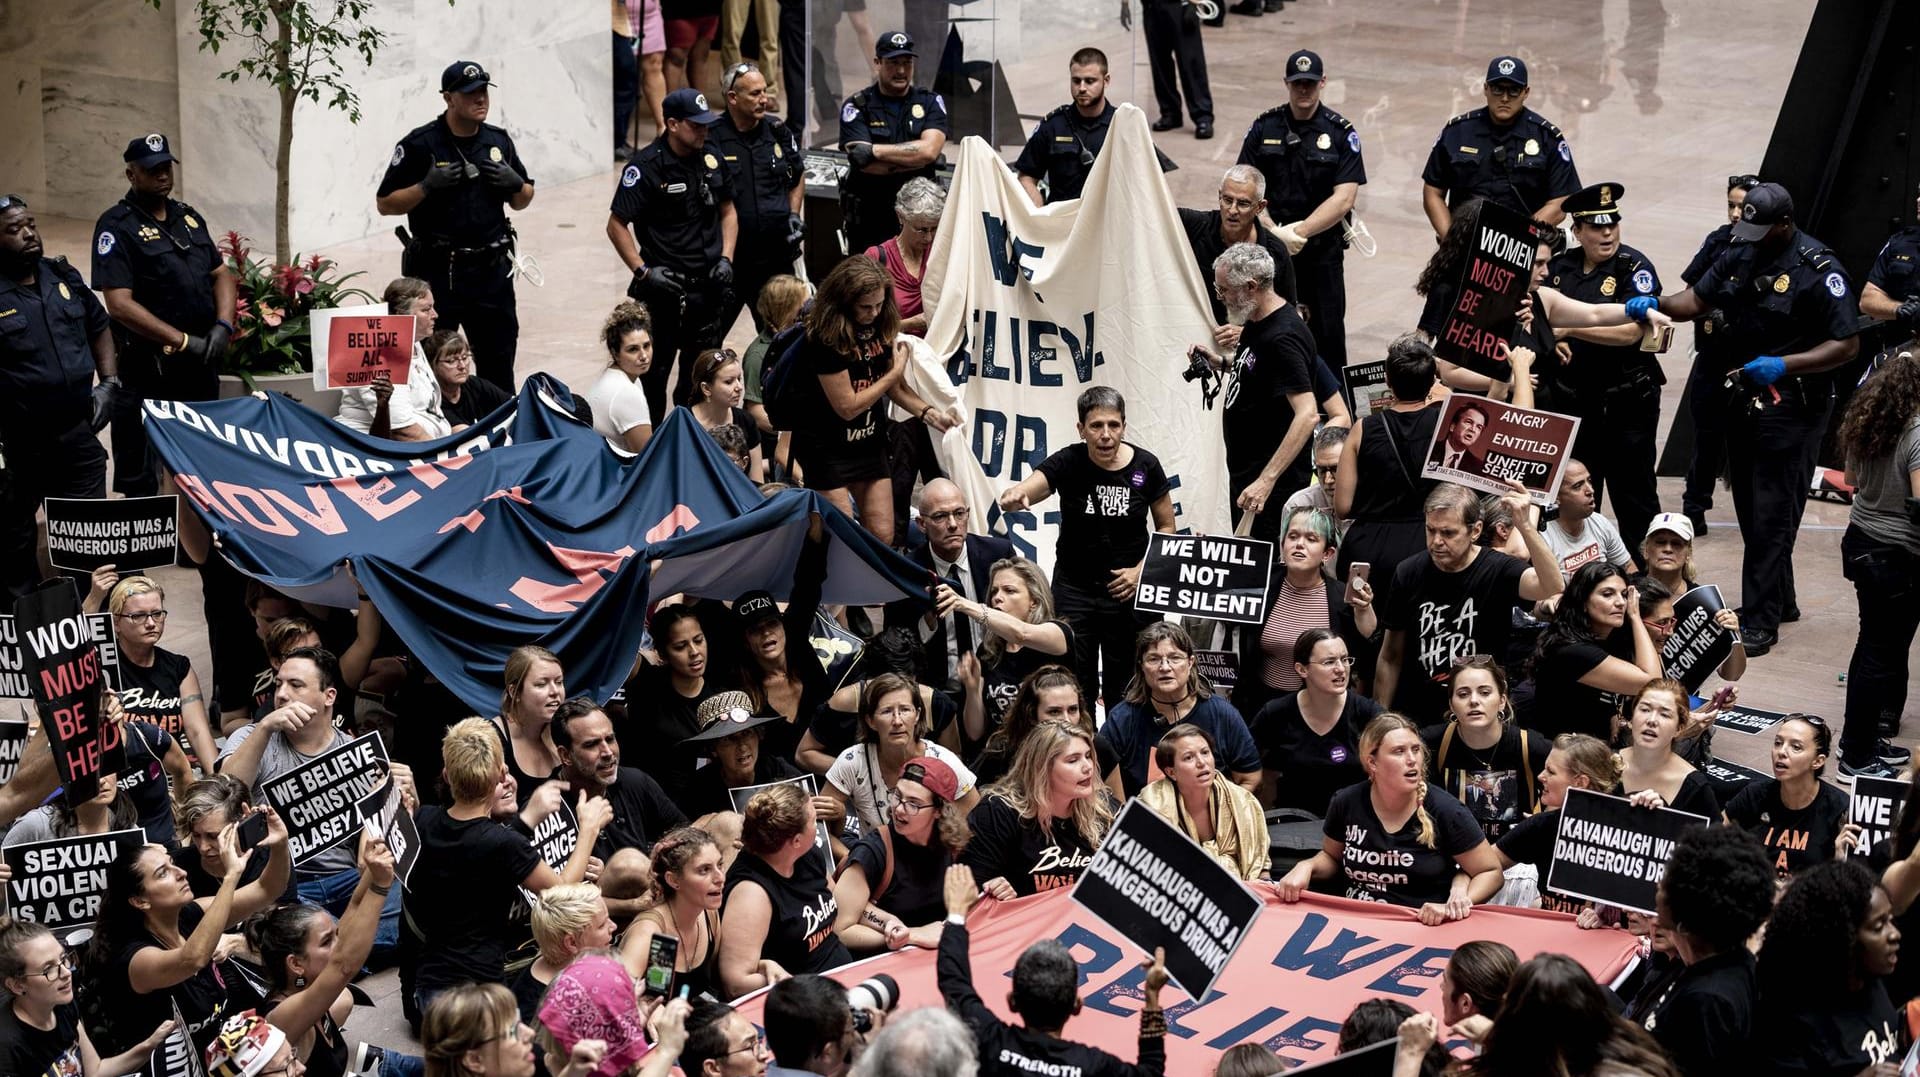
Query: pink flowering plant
218 230 374 384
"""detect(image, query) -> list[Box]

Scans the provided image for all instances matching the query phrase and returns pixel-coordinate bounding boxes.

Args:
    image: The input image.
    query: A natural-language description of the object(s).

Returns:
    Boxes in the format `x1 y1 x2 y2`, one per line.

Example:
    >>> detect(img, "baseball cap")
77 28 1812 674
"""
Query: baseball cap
900 756 961 802
1284 50 1324 83
876 30 916 59
124 133 176 168
663 87 723 125
204 1012 289 1077
1731 182 1793 242
734 590 779 626
1486 56 1528 87
1645 511 1694 544
441 60 493 94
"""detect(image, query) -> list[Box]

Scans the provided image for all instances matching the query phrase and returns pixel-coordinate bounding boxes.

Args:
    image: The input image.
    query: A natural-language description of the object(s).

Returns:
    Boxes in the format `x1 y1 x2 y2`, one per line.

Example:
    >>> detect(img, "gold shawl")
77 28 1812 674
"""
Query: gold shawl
1138 772 1271 881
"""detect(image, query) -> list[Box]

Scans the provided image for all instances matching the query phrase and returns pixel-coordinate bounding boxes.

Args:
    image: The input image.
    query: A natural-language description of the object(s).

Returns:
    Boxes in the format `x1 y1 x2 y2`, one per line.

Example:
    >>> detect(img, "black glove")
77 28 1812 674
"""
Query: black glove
633 265 687 303
786 212 806 250
90 377 122 434
711 257 734 288
480 159 526 193
180 334 211 361
1897 298 1920 332
846 141 876 169
420 163 463 191
206 322 232 363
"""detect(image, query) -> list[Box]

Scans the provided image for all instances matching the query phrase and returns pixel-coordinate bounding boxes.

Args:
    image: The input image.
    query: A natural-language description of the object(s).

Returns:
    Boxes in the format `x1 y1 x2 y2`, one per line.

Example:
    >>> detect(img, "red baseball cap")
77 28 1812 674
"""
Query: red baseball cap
900 756 960 802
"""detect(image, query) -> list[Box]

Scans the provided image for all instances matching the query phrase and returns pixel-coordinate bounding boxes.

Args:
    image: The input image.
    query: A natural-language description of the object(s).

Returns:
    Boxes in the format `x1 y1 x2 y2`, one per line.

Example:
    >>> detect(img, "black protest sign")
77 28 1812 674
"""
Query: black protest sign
1434 200 1538 379
3 828 145 937
1662 585 1733 693
1850 776 1907 861
14 581 123 804
1070 799 1262 1000
0 613 120 699
356 779 421 886
519 798 582 906
0 718 25 784
1288 1038 1397 1076
1195 649 1238 691
1699 756 1767 800
809 610 864 692
1134 533 1273 625
149 999 207 1077
1546 788 1710 915
43 496 180 573
1712 705 1789 737
1342 360 1393 419
731 774 835 875
1419 394 1581 506
261 732 392 865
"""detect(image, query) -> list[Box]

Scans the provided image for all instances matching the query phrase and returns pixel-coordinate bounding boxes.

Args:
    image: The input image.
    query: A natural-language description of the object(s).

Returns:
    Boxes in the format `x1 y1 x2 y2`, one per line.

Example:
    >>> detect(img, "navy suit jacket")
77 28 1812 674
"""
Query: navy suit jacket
885 532 1016 687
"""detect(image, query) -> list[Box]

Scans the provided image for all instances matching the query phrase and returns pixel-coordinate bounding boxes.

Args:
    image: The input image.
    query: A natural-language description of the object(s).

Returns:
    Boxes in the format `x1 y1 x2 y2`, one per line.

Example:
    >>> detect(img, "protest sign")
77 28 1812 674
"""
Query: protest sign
731 774 835 875
1699 756 1767 800
3 828 145 937
1195 650 1238 691
1342 360 1393 419
1712 704 1789 737
1662 585 1733 693
1420 394 1580 506
1546 788 1710 915
1134 533 1273 625
1433 199 1537 380
43 496 179 573
0 613 120 699
148 999 207 1077
356 779 421 886
530 798 580 873
14 581 122 803
809 610 864 692
1070 800 1263 1000
0 718 25 784
1851 776 1907 861
261 732 392 865
318 313 412 389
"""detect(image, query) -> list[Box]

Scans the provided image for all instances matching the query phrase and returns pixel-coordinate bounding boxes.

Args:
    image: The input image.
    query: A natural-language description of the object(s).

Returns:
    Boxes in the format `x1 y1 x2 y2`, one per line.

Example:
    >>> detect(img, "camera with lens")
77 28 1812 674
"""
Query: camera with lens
1182 347 1216 383
846 974 899 1034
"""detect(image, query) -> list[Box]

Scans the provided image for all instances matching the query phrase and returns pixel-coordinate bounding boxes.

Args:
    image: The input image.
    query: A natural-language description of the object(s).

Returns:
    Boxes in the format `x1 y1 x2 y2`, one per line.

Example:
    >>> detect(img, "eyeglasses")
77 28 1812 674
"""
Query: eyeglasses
1144 654 1191 669
1486 84 1525 99
895 796 933 813
723 1033 770 1057
434 352 472 367
1219 195 1259 212
117 610 168 623
1315 464 1339 479
1312 656 1356 670
26 953 75 981
1728 174 1761 190
924 507 970 525
1644 616 1677 631
497 1023 530 1045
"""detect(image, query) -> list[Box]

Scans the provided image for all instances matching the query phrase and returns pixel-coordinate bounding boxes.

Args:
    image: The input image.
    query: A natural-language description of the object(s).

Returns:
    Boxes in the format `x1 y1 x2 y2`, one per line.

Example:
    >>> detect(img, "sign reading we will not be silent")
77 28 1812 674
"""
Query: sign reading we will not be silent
1135 533 1273 625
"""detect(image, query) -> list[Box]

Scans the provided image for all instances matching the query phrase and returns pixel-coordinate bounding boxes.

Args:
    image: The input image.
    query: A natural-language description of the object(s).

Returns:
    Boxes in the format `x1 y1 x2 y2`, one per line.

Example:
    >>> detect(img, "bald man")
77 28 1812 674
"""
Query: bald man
885 479 1014 697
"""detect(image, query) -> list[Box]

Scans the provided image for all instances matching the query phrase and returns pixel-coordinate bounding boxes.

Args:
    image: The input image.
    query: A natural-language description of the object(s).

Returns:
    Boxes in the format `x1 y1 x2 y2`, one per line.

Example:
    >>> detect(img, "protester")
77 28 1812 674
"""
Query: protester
510 884 614 1021
621 604 730 802
336 278 451 440
681 690 805 817
422 981 621 1077
201 1012 317 1077
1871 766 1920 1010
936 556 1072 756
689 348 764 479
940 865 1169 1077
1617 679 1719 818
1529 562 1662 739
1279 427 1349 525
1443 940 1518 1027
1541 460 1638 580
585 300 656 453
488 645 567 808
1722 714 1853 878
963 720 1114 897
718 781 855 994
969 665 1119 794
865 178 944 337
14 683 188 845
997 386 1176 708
1421 655 1550 842
849 1006 977 1077
742 274 808 465
1343 999 1447 1077
835 755 971 952
1213 1044 1290 1077
427 329 512 429
550 696 690 908
1234 507 1376 717
1334 334 1444 607
727 516 831 762
5 763 141 845
798 669 956 778
1493 733 1623 913
620 827 728 1001
1754 860 1902 1075
1276 713 1502 919
825 673 980 834
674 998 769 1077
1250 627 1382 815
173 774 274 897
535 954 689 1077
110 575 220 772
1633 574 1747 689
1645 825 1775 1075
1101 622 1261 797
0 918 174 1077
1138 724 1270 881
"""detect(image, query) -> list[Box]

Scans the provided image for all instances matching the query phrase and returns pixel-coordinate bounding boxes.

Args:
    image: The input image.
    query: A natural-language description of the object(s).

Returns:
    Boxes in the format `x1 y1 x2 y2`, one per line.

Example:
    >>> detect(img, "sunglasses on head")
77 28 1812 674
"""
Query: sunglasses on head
1728 174 1761 191
724 62 759 91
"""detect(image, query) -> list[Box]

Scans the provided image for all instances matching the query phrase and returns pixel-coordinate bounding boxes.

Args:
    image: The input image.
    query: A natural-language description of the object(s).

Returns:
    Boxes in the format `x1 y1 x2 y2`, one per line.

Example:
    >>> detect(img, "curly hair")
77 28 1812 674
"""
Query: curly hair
601 301 652 362
1758 859 1882 999
806 256 899 357
1415 200 1482 298
1840 349 1920 464
1661 825 1775 953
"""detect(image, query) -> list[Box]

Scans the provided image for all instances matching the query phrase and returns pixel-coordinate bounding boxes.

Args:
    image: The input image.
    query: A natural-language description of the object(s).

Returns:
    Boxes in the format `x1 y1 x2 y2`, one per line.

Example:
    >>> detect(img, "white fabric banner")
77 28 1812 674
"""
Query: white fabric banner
918 105 1229 571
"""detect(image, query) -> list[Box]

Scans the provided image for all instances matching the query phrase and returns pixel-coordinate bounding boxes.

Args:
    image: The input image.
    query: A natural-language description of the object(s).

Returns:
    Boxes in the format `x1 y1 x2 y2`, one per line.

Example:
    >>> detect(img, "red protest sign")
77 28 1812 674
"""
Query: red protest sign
325 316 413 388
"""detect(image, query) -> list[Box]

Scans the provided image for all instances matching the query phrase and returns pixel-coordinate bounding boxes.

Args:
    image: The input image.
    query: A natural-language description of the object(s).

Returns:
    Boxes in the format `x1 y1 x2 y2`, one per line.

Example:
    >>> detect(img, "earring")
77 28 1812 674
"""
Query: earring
294 974 306 988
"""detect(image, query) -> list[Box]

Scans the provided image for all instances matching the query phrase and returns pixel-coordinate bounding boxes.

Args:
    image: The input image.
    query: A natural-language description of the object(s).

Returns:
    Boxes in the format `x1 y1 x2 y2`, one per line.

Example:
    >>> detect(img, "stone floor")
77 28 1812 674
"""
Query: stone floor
21 0 1900 1053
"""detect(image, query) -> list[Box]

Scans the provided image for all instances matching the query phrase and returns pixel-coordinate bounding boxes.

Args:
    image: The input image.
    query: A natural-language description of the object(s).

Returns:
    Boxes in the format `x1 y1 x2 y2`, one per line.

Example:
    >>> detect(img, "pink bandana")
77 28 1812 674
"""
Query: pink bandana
537 954 651 1077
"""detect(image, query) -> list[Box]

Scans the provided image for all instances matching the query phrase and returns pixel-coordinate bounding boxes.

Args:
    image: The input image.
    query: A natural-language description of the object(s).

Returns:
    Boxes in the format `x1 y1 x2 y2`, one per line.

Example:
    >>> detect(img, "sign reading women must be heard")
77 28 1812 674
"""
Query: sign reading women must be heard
1135 533 1273 625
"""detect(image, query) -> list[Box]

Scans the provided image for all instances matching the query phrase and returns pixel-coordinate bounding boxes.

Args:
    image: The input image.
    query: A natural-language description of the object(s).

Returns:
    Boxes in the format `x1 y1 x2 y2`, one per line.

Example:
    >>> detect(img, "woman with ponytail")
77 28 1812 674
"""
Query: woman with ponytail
1494 733 1623 915
618 828 730 1001
1275 714 1501 923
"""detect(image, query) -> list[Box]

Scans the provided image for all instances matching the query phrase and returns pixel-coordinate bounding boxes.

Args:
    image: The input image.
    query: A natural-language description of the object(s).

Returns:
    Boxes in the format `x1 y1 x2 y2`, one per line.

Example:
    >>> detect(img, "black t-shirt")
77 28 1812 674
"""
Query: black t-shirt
1493 807 1588 915
409 807 543 992
1419 722 1551 841
118 719 178 845
1322 782 1487 907
1869 837 1920 1009
1035 444 1171 591
119 646 196 763
595 768 689 860
1757 982 1902 1076
1618 770 1721 820
1225 305 1317 493
795 329 890 459
683 752 804 818
1250 692 1380 815
1380 550 1527 716
962 795 1104 895
94 901 234 1056
442 375 513 427
722 850 854 975
0 1001 81 1077
171 842 272 902
1178 207 1299 319
1724 779 1849 879
1528 631 1629 740
615 665 725 804
1647 950 1757 1077
845 825 952 926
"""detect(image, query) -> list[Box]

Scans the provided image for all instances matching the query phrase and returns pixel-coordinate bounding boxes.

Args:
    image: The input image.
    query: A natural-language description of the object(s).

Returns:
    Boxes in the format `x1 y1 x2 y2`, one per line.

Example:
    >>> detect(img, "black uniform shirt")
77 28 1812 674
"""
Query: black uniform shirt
377 115 532 246
707 113 802 244
0 257 108 436
1682 223 1739 364
1177 208 1299 320
838 84 949 199
89 195 220 335
610 135 734 275
1014 102 1113 203
1693 228 1858 379
1421 107 1580 216
1236 104 1367 258
1867 225 1920 303
1548 241 1663 393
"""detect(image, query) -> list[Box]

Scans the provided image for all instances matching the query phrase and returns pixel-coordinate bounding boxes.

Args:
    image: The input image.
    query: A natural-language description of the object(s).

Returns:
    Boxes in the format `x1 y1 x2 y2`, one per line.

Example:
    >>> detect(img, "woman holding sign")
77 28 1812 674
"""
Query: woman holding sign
0 919 176 1077
1139 724 1270 881
1721 714 1852 879
1638 515 1748 686
1275 713 1502 922
1616 679 1720 819
1492 732 1622 915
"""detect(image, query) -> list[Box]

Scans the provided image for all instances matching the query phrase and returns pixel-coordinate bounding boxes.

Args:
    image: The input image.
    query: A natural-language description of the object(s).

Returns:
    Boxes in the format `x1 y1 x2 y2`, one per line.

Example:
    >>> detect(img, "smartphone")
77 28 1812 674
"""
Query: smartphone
1709 685 1736 711
237 811 269 852
1348 562 1370 586
643 934 679 998
1640 323 1674 354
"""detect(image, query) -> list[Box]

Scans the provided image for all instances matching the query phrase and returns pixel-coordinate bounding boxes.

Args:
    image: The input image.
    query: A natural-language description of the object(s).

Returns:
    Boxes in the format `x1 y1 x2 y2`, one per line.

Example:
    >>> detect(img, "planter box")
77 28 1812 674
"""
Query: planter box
218 372 344 419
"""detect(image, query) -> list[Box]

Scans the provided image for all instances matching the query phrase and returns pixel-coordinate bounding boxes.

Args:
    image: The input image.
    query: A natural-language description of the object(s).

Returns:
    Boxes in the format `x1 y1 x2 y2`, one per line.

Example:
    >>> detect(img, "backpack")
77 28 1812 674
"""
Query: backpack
758 322 822 431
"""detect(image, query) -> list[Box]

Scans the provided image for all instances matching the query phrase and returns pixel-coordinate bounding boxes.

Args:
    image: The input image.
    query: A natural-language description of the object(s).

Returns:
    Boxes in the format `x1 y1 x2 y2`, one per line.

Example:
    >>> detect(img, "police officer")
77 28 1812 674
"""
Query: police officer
1861 183 1920 341
1136 0 1212 140
1421 56 1580 240
1236 50 1365 382
1654 183 1859 657
610 87 738 420
839 31 949 254
1547 182 1664 548
0 196 120 598
1677 173 1760 532
376 60 534 394
1014 47 1177 208
708 61 803 338
91 133 236 498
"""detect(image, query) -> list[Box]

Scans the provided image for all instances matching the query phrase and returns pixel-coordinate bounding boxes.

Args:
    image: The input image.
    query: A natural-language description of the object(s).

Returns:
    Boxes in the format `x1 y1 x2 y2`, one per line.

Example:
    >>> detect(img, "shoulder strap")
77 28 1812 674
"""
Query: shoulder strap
1373 410 1421 492
1519 727 1537 809
1437 722 1458 797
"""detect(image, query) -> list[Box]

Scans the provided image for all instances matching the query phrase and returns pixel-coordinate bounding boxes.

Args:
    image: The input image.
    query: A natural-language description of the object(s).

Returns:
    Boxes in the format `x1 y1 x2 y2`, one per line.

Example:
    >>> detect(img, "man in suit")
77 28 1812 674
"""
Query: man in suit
1428 399 1490 475
886 478 1013 701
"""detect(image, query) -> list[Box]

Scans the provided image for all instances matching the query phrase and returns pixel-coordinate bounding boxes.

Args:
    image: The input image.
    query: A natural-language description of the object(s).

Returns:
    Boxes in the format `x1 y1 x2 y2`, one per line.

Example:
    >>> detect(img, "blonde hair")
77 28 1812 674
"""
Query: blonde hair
107 576 164 616
1358 713 1436 849
443 717 504 802
530 883 604 960
980 558 1055 664
500 645 562 723
423 982 520 1077
757 275 809 330
742 782 810 856
1553 733 1624 790
986 720 1111 845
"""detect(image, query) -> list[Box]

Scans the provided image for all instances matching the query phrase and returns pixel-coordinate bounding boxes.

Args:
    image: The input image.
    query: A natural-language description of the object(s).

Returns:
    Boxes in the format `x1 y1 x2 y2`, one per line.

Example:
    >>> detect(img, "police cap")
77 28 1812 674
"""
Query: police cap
876 31 916 59
124 133 176 168
1564 183 1625 226
441 61 494 94
1486 55 1527 88
1732 182 1793 242
1285 50 1324 83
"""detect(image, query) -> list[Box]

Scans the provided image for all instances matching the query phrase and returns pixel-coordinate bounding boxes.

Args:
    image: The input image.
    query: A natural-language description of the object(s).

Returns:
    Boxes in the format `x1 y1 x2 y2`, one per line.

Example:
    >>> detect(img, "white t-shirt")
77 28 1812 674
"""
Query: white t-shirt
826 742 976 833
585 367 652 448
1542 513 1633 580
335 345 451 438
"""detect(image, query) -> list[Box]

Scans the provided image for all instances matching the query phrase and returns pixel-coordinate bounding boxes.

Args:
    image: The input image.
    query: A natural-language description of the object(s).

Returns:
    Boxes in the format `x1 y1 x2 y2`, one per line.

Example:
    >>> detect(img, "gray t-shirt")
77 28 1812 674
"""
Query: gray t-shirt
1542 513 1633 580
219 722 357 877
1849 418 1920 554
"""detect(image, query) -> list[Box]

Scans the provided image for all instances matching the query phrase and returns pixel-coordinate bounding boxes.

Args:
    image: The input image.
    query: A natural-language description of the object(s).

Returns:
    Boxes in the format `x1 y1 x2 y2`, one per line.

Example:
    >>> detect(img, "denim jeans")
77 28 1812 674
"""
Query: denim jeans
295 869 402 955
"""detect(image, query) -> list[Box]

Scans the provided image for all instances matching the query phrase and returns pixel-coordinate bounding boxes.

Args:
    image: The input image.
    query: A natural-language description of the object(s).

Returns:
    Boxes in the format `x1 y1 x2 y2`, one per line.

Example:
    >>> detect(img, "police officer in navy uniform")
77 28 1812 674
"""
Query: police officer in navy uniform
1014 47 1176 207
1861 183 1920 342
91 133 236 498
839 31 950 254
1136 0 1213 140
1421 56 1581 240
1547 182 1664 548
376 60 534 394
1677 173 1760 532
0 197 121 598
1654 183 1859 657
1236 50 1365 383
610 87 738 420
708 62 803 338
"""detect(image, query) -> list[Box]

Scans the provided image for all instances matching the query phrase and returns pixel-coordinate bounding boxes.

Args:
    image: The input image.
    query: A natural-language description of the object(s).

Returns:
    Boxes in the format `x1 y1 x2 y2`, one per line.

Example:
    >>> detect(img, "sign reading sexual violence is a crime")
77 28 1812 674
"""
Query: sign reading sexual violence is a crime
1547 788 1710 915
262 732 392 865
44 495 179 573
732 888 1639 1070
1134 533 1272 625
3 828 145 936
1434 200 1538 379
13 580 122 804
1420 394 1580 506
1662 585 1734 693
322 315 413 389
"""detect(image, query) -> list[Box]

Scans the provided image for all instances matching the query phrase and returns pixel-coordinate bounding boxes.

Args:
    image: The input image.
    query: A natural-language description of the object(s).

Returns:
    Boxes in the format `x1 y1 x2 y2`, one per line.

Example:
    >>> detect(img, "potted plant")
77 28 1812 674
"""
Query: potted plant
216 229 375 415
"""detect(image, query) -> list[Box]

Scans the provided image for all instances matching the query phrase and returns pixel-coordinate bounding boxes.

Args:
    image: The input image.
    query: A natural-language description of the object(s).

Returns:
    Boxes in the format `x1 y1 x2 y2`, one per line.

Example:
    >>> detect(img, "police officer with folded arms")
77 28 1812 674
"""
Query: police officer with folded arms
609 88 738 420
0 196 121 597
839 30 949 254
1236 49 1365 382
1422 56 1580 240
1645 182 1858 657
90 132 236 498
1861 183 1920 343
709 62 803 337
376 59 534 393
1677 173 1761 533
1547 182 1664 548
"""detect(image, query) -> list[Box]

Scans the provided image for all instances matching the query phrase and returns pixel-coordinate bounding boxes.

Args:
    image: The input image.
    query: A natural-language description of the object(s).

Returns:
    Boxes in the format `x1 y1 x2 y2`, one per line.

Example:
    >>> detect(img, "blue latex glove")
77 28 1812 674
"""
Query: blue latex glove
1743 355 1786 387
1623 295 1658 323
